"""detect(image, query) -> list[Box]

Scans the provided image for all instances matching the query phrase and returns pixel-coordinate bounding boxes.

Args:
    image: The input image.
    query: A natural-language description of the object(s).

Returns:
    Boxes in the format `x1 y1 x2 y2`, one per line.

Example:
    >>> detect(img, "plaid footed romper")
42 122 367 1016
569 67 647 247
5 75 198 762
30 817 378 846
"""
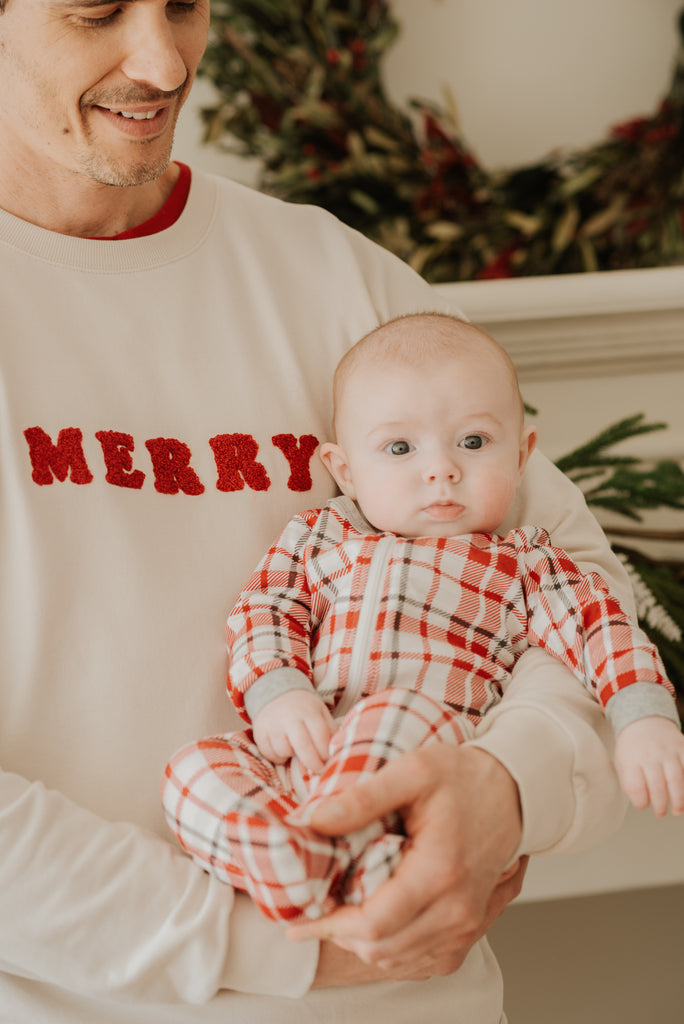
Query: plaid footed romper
162 496 671 922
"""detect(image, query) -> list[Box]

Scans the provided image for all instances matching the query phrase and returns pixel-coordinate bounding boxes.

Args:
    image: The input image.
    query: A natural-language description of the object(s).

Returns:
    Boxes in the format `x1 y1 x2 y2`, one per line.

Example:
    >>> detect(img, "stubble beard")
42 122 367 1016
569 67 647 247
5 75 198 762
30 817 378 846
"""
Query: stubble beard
78 82 185 187
80 134 176 188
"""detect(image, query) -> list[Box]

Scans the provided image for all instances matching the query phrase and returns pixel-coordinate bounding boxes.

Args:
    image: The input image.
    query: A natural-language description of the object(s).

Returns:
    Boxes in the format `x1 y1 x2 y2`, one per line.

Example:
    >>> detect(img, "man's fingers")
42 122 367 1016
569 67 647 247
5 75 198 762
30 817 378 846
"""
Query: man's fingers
309 755 425 834
288 858 477 952
287 903 371 945
363 856 529 966
288 854 529 967
344 854 436 941
505 854 529 897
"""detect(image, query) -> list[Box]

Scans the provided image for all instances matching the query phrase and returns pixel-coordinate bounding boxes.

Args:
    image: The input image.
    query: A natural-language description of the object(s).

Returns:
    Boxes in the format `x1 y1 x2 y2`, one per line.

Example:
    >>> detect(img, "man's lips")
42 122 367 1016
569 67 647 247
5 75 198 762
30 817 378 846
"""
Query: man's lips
92 104 172 136
107 108 160 120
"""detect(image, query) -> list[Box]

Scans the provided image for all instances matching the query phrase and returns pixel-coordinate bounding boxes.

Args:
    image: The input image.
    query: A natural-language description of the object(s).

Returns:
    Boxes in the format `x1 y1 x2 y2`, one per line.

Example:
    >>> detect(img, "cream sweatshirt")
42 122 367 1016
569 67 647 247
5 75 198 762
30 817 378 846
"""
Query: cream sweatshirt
0 169 625 1023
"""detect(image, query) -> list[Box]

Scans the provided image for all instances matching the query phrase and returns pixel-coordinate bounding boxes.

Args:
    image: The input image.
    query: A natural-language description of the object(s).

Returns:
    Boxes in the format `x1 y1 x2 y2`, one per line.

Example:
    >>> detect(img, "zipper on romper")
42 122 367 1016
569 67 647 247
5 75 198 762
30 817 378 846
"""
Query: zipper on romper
333 535 395 721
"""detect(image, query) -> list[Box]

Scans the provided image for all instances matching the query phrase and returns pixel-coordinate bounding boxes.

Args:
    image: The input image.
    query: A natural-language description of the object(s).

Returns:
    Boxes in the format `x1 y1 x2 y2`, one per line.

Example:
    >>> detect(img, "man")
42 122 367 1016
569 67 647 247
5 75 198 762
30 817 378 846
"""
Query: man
0 1 626 1021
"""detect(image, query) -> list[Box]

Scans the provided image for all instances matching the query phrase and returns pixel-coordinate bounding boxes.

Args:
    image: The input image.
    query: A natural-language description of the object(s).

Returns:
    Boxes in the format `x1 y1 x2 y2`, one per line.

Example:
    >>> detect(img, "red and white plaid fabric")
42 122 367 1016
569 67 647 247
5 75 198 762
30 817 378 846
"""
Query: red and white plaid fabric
226 499 670 722
163 687 468 921
163 498 672 921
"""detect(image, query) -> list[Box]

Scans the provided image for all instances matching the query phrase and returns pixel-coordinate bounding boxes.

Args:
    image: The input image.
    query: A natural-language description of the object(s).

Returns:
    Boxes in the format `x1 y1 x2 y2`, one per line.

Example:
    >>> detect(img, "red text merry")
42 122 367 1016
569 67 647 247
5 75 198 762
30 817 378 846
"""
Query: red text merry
23 427 320 494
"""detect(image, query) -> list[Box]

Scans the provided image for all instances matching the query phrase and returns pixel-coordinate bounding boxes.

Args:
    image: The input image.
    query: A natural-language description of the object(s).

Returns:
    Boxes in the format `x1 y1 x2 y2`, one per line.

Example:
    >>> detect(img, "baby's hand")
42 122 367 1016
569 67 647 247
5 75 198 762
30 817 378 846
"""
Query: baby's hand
253 690 336 773
614 716 684 816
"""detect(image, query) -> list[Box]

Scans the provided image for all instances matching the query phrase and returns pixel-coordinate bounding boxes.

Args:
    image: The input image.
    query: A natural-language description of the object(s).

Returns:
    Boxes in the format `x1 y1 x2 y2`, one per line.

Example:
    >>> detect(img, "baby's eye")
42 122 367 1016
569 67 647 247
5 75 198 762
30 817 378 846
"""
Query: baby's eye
459 435 487 450
385 440 414 456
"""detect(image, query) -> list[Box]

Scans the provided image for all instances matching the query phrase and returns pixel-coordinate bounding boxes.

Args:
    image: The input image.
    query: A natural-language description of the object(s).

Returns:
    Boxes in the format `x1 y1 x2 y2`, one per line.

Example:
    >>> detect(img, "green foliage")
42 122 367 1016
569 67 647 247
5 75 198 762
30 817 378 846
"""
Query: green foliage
555 415 684 694
614 547 684 692
201 0 425 239
557 415 684 521
200 0 684 282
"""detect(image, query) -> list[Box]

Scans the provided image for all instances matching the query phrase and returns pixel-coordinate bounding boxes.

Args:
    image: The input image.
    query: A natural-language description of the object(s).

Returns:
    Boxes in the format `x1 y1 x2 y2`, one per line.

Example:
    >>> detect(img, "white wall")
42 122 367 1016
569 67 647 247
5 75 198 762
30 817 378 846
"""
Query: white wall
385 0 684 167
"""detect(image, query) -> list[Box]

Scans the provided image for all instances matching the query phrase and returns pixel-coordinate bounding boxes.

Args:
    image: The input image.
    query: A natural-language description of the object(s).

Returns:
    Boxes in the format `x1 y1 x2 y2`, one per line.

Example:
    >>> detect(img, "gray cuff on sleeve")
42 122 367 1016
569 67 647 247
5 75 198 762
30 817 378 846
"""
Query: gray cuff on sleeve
243 669 317 723
605 681 681 736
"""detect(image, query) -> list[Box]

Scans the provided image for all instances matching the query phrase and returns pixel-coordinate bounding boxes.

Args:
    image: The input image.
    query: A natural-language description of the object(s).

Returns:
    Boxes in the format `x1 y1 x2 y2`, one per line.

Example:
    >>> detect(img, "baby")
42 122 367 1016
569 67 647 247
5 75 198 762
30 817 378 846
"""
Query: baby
163 312 683 923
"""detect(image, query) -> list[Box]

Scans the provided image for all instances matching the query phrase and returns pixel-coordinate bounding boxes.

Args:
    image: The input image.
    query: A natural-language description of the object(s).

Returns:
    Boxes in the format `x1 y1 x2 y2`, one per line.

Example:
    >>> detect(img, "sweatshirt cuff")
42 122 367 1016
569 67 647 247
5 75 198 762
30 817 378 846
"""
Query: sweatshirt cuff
243 669 316 723
605 681 681 736
220 892 319 996
468 705 576 857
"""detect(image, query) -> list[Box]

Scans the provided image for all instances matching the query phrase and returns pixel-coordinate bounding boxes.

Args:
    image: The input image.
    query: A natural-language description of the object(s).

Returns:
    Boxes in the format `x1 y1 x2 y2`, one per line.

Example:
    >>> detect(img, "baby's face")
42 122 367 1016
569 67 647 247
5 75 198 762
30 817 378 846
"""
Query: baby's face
325 346 535 539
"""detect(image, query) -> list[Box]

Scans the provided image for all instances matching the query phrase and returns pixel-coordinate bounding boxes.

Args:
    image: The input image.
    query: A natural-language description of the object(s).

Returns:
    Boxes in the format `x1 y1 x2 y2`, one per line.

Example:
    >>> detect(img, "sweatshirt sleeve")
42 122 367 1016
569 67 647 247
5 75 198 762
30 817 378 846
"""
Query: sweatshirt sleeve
226 512 318 724
468 649 627 857
0 770 318 1003
468 449 634 857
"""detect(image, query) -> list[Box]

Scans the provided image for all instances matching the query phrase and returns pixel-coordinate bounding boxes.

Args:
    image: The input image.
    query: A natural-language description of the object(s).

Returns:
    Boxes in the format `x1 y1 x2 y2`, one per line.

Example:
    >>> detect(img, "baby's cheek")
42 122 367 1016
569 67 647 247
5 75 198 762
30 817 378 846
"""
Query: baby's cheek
482 477 518 526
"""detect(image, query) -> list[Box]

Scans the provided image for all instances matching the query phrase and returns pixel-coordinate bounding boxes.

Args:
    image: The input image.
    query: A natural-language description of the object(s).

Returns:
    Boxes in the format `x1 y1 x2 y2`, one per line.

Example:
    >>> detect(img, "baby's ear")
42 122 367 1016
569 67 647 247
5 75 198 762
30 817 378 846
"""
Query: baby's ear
319 442 357 499
518 424 537 476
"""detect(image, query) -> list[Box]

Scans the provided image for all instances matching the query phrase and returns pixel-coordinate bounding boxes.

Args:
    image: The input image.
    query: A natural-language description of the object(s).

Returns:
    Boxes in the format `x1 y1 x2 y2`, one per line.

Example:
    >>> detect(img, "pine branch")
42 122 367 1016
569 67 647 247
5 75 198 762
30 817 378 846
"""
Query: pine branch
615 547 684 693
554 414 667 475
554 415 684 523
556 418 684 692
582 461 684 521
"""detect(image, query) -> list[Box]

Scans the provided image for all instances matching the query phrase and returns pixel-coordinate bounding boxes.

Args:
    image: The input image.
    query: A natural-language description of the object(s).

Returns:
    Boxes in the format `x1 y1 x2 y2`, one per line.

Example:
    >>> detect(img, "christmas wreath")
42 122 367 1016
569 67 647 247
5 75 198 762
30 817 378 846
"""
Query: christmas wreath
201 0 684 282
200 0 684 695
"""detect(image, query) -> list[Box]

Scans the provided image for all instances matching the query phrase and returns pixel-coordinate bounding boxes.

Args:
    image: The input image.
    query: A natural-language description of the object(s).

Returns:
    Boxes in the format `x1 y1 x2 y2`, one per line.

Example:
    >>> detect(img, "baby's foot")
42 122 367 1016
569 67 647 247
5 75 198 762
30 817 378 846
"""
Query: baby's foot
222 797 352 921
342 830 405 906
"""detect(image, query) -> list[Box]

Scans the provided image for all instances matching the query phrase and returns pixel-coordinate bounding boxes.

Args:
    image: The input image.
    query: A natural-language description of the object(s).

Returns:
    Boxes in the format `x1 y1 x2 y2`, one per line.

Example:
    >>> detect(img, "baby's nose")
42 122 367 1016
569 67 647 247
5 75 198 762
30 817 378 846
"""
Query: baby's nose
424 457 461 483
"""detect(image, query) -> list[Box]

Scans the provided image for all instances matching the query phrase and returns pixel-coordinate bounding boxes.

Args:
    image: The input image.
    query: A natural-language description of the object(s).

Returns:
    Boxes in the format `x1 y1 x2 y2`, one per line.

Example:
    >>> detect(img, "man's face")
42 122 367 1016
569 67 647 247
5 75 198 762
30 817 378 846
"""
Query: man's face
0 0 210 188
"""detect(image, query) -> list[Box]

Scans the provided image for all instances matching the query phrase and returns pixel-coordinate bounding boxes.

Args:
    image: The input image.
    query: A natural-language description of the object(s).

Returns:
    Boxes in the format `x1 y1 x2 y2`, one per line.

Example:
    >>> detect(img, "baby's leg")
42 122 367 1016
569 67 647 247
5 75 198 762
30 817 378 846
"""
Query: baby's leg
162 729 351 922
298 688 470 905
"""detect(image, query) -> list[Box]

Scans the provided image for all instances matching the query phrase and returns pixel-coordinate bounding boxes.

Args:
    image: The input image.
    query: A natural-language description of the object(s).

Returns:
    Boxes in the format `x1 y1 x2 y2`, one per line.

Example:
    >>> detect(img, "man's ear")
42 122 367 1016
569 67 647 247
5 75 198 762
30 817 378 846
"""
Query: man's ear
319 442 357 499
518 424 537 477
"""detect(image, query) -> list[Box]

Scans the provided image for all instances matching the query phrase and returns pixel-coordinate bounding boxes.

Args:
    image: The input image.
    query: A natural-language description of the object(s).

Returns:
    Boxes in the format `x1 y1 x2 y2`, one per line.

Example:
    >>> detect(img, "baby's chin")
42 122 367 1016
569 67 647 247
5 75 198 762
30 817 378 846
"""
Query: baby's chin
367 504 502 539
406 507 476 539
384 519 486 540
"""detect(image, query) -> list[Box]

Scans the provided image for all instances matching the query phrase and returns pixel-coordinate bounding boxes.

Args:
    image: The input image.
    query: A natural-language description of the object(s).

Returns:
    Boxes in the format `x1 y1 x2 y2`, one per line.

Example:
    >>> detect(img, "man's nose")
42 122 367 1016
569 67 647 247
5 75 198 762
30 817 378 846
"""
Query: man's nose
120 19 188 93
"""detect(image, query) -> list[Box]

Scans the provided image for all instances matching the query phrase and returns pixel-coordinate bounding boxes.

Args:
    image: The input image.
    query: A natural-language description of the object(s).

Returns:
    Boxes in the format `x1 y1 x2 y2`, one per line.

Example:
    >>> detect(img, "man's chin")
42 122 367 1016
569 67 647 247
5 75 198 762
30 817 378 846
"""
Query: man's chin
95 157 172 189
82 136 176 189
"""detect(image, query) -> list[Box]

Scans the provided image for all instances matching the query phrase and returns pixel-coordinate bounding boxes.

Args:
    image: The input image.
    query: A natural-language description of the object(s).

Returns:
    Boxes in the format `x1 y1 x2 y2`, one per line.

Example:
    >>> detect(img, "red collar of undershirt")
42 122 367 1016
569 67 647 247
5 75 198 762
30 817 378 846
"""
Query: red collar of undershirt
95 162 191 240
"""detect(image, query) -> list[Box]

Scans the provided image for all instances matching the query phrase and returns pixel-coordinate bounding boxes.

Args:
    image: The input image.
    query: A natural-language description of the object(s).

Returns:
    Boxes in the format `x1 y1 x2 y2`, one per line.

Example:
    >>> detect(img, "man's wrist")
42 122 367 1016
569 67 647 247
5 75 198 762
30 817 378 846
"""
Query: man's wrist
312 940 386 988
459 744 522 861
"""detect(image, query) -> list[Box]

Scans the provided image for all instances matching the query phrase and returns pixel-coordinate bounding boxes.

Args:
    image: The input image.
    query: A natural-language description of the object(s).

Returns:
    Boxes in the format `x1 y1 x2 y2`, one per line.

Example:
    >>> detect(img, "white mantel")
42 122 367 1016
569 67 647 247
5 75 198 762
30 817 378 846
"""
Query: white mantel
435 265 684 383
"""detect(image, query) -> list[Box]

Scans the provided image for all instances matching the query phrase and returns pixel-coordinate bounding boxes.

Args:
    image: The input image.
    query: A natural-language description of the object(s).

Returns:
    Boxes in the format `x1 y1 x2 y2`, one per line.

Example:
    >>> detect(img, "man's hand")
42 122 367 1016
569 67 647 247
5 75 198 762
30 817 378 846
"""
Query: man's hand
312 935 469 987
614 716 684 816
288 743 526 969
253 690 337 773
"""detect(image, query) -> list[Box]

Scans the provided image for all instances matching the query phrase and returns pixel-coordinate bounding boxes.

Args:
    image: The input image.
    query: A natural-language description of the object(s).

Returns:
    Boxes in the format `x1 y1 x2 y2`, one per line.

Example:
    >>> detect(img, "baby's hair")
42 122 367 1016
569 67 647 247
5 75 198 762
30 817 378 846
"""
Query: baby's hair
332 312 524 435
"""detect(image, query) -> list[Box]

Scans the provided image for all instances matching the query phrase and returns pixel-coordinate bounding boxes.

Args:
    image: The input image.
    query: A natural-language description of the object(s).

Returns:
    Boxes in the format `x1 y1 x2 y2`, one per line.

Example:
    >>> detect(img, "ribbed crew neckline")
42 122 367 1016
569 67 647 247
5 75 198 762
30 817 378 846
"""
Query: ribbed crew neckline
0 168 217 274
